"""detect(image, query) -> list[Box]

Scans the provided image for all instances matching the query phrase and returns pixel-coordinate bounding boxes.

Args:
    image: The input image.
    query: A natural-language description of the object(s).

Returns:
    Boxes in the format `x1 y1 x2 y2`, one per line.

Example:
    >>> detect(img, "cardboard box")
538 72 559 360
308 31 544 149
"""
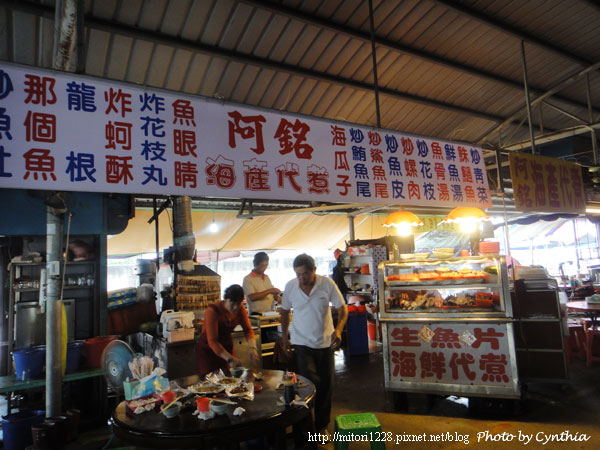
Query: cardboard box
165 328 194 343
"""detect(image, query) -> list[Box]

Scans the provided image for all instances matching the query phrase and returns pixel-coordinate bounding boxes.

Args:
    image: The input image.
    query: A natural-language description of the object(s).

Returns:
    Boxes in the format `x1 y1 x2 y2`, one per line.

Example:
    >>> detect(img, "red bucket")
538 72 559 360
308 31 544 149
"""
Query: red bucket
367 320 377 341
83 335 120 368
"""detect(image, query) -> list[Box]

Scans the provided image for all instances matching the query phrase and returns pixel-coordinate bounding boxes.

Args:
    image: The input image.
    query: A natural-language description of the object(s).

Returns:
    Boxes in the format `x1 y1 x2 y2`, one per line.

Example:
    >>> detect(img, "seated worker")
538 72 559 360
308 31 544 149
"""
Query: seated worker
195 284 259 376
243 252 282 314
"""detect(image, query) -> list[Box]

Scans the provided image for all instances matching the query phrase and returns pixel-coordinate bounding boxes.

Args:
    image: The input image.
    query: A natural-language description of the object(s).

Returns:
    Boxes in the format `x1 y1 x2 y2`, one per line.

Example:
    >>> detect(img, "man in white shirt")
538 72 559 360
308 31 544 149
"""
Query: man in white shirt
280 253 348 432
242 252 281 314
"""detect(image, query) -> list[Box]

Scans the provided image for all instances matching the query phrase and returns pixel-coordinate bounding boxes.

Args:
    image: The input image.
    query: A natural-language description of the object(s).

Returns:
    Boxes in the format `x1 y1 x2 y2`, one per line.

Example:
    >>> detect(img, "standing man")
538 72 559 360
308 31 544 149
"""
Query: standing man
243 251 281 314
280 254 348 432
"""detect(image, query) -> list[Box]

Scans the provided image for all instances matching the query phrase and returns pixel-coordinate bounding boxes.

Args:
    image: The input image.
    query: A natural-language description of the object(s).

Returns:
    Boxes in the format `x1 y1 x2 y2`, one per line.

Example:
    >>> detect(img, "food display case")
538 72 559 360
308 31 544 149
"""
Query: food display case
379 255 520 399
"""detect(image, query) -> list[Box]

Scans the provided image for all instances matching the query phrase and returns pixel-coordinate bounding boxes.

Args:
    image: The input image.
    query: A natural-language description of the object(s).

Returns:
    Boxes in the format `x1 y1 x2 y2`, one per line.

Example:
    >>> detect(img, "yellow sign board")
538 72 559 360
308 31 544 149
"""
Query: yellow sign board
418 215 459 233
509 153 585 213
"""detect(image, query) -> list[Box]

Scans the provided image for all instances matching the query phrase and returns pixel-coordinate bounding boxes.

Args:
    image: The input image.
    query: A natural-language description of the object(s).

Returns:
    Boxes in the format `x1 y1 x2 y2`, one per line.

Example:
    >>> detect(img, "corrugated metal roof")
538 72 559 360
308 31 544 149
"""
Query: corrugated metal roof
2 0 600 178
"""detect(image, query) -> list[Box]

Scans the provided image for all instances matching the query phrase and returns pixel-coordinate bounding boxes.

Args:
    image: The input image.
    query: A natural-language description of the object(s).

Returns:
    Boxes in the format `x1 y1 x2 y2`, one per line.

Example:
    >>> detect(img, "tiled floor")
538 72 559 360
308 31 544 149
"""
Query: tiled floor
18 343 600 449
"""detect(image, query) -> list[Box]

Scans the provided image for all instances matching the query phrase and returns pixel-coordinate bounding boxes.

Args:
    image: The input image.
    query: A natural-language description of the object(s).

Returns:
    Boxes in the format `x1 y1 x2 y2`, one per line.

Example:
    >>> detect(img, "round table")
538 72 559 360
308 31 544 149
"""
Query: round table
111 369 316 449
567 300 600 327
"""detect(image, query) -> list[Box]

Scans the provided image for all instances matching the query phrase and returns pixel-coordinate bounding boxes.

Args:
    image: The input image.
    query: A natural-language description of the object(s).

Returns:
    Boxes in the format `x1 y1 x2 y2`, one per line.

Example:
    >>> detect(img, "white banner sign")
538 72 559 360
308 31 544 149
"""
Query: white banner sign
0 63 491 207
387 322 515 388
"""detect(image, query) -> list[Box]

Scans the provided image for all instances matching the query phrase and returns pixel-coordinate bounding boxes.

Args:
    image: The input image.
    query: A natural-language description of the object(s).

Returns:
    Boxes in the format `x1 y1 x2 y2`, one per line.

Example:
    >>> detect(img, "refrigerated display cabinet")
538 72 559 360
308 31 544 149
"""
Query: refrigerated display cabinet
378 255 520 399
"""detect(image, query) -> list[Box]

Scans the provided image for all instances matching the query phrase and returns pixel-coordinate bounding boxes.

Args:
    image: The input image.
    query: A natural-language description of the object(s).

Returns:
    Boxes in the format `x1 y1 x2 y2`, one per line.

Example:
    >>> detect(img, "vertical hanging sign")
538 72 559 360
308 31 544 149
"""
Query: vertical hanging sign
509 153 585 213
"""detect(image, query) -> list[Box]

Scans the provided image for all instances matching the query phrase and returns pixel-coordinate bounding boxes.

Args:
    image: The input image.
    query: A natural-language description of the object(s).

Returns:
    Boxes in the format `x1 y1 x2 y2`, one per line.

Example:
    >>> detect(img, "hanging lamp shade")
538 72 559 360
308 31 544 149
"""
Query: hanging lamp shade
440 207 489 224
383 211 424 228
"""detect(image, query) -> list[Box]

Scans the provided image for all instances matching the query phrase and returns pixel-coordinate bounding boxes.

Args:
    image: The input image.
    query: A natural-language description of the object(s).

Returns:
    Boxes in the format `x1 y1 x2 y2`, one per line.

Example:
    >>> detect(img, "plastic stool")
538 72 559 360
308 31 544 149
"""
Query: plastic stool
566 322 585 363
334 413 385 450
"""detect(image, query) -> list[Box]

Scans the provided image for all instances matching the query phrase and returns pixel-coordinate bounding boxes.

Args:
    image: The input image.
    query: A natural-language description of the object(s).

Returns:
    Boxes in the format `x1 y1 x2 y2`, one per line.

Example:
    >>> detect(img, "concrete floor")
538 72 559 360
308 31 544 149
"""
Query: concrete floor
67 343 600 450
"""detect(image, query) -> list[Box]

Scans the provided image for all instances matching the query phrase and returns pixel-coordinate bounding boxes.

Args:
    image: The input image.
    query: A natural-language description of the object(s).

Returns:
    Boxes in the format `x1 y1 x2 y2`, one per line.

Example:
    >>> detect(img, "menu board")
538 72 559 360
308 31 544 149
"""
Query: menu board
0 62 491 207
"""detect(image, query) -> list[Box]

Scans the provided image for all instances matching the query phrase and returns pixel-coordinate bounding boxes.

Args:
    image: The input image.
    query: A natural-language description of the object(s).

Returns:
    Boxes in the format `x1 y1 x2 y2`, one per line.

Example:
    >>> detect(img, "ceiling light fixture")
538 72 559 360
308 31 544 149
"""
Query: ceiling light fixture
383 211 424 237
209 218 219 233
441 207 489 234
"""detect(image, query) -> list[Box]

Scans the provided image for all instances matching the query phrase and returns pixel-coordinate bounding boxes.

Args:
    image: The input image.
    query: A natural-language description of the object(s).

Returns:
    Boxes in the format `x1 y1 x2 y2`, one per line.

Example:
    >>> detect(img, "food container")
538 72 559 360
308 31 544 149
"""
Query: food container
161 402 182 419
230 367 244 378
209 400 229 415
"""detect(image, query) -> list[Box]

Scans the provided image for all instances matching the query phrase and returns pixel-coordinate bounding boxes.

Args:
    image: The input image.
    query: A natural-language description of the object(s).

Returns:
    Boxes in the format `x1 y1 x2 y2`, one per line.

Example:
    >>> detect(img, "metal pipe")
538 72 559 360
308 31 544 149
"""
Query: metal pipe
520 41 537 154
586 73 598 165
502 121 600 151
348 216 355 241
45 207 63 417
53 0 78 71
367 0 381 128
46 0 78 417
154 196 160 274
477 60 600 145
172 196 196 272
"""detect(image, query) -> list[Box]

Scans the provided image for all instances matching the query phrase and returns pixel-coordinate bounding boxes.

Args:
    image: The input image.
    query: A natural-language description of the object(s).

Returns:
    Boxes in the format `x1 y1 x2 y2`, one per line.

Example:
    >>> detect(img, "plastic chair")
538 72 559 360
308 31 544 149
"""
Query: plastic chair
333 413 385 450
582 321 600 367
565 321 585 363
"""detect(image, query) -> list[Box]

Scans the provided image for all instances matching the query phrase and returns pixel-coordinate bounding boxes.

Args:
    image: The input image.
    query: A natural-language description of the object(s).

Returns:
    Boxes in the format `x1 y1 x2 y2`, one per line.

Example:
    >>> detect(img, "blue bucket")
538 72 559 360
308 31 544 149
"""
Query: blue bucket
12 346 45 381
1 410 45 450
66 341 84 374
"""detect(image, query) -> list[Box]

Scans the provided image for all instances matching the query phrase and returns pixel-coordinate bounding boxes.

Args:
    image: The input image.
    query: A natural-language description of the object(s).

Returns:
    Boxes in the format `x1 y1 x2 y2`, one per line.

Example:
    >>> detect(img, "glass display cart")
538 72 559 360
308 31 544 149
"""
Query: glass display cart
378 255 520 399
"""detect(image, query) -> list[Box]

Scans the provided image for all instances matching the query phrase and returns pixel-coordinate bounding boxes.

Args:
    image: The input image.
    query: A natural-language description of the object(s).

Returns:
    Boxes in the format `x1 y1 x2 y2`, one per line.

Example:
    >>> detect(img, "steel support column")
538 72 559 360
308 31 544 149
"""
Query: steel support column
520 41 537 155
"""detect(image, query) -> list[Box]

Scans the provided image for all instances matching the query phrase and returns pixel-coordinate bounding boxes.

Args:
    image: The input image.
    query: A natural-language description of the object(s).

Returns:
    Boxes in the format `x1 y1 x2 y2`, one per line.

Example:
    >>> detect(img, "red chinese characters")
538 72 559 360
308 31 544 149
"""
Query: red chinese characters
431 328 461 349
390 327 421 347
104 88 132 117
275 162 302 193
368 131 381 146
24 112 56 143
391 351 417 378
24 75 56 106
23 149 56 181
401 137 414 156
228 110 266 155
336 174 351 196
389 324 512 386
276 119 313 159
105 121 132 151
449 353 476 381
306 165 329 194
173 130 197 157
105 155 133 184
206 156 235 189
172 99 196 126
479 354 509 382
330 125 346 147
472 328 504 350
243 158 270 191
419 352 446 380
175 161 198 188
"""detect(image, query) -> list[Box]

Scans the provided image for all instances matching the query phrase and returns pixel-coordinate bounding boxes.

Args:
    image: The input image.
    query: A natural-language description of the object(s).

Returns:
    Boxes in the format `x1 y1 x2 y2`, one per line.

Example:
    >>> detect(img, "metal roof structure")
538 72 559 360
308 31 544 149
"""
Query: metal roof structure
2 0 600 217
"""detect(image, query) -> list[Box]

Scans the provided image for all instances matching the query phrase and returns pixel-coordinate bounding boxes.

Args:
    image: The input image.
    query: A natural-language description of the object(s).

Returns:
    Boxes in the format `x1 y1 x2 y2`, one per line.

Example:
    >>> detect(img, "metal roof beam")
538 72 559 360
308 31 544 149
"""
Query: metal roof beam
477 61 600 145
502 121 600 151
240 0 594 115
432 0 591 67
3 0 505 124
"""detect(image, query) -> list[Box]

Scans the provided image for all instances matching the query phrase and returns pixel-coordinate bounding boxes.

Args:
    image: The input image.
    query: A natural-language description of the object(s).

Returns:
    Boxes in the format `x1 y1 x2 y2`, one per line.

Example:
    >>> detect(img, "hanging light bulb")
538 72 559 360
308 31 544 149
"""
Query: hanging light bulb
209 218 219 233
440 207 489 234
383 210 423 236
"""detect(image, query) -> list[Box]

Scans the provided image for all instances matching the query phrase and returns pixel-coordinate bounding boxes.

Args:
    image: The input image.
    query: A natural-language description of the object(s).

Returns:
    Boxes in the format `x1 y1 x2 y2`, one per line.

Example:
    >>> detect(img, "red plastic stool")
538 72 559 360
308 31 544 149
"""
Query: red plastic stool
582 321 600 367
566 322 585 363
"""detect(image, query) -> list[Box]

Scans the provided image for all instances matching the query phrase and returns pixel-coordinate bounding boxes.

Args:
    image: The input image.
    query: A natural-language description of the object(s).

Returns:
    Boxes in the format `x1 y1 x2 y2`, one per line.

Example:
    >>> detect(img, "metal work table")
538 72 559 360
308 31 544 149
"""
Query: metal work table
0 368 105 412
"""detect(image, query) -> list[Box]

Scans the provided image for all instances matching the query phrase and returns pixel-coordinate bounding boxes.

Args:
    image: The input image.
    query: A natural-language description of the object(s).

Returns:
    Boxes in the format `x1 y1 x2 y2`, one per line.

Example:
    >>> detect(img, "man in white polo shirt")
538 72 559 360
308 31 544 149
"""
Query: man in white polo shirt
280 253 348 433
243 251 281 314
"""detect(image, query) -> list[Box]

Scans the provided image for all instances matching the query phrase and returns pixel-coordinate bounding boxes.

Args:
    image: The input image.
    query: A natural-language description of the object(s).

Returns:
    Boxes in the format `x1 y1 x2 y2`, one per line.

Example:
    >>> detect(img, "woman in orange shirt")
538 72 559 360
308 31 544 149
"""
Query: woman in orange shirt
196 284 259 376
